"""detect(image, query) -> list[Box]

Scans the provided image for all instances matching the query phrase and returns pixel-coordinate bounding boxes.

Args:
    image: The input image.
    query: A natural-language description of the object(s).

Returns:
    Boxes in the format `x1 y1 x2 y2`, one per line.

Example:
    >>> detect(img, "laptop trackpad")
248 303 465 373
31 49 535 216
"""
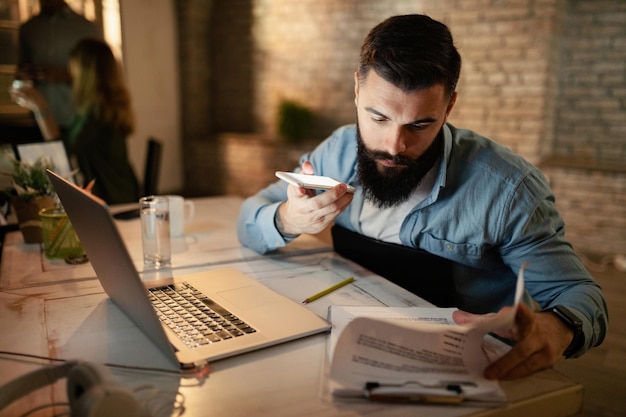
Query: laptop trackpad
217 285 278 310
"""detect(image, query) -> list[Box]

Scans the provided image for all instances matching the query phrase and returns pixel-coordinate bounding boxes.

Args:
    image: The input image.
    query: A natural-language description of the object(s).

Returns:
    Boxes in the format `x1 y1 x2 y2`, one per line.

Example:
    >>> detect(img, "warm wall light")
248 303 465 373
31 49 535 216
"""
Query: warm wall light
66 0 123 62
101 0 122 61
66 0 95 20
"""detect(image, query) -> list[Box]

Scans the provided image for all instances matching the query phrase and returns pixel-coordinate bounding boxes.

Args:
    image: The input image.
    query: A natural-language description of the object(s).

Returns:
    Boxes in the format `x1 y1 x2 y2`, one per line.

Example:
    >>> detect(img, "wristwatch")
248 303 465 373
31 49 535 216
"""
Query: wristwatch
544 305 584 358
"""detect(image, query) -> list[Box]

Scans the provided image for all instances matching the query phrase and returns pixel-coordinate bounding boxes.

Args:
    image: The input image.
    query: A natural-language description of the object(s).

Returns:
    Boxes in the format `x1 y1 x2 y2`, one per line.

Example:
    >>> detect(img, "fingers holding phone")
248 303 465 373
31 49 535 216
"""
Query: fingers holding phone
275 171 356 194
275 168 354 236
298 161 317 198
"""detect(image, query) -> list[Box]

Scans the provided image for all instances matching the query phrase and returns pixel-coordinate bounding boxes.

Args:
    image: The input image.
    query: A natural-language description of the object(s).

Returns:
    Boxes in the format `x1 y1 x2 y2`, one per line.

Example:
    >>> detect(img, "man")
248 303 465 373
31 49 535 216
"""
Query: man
16 0 101 132
237 14 608 380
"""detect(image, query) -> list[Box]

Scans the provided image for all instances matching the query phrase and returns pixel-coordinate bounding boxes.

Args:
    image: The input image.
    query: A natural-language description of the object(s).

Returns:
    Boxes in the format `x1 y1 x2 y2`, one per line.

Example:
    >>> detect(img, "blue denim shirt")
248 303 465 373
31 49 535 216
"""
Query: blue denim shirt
237 123 608 356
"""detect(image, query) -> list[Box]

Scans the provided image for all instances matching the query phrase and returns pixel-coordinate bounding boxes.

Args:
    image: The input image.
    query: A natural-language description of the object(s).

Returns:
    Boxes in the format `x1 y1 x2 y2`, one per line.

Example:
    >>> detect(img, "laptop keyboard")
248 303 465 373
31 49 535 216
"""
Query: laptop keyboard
148 282 256 349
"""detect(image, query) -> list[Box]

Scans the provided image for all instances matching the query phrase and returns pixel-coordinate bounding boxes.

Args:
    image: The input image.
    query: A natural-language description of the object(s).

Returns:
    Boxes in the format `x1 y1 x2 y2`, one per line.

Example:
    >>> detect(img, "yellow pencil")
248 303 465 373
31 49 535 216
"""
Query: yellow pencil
84 179 96 193
302 277 355 304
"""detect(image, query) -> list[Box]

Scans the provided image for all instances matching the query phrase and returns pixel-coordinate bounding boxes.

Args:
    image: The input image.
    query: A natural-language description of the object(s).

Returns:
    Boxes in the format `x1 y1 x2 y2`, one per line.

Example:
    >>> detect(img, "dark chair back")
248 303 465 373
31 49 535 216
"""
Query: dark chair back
143 138 162 196
331 225 458 307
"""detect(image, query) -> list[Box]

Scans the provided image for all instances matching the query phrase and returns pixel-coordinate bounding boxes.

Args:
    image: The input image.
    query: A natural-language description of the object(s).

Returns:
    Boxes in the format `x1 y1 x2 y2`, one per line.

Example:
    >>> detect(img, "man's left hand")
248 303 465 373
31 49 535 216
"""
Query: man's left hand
484 303 574 380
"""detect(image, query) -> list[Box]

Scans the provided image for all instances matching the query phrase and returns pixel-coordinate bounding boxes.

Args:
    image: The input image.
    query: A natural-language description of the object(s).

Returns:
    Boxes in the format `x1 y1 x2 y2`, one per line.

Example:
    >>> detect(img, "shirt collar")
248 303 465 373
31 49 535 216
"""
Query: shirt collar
429 123 453 199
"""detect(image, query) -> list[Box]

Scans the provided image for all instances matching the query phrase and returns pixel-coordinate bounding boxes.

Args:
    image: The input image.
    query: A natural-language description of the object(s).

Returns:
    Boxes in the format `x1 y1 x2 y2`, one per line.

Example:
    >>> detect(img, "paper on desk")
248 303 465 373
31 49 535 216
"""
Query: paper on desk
325 263 526 404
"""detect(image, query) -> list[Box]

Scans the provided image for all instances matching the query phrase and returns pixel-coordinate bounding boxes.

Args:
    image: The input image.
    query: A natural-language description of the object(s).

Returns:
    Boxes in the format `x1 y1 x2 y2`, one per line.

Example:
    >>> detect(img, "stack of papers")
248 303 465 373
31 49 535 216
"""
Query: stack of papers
324 264 526 405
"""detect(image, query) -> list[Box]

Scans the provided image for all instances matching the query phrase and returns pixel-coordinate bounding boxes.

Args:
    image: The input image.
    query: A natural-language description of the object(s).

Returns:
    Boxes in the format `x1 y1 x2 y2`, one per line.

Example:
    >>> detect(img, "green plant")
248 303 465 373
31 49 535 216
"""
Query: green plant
277 100 313 143
3 156 56 200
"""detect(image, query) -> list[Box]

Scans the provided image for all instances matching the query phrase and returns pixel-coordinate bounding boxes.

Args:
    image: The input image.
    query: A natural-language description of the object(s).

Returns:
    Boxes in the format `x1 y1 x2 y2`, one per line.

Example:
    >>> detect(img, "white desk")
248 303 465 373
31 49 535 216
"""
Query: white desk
0 197 583 417
0 196 330 290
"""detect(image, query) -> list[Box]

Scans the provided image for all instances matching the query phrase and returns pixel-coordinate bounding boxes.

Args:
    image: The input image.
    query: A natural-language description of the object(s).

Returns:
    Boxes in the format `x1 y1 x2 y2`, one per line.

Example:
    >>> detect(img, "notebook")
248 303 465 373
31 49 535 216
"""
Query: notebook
47 170 330 372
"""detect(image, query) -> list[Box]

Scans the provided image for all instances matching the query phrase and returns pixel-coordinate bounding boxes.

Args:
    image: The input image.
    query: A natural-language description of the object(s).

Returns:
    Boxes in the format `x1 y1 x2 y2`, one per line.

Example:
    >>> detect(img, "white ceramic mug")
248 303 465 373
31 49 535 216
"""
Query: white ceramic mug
167 195 195 238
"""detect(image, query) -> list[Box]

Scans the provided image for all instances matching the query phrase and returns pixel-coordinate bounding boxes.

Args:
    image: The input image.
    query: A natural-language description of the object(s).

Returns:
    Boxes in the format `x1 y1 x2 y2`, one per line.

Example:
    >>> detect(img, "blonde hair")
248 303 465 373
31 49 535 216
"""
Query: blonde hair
70 38 134 135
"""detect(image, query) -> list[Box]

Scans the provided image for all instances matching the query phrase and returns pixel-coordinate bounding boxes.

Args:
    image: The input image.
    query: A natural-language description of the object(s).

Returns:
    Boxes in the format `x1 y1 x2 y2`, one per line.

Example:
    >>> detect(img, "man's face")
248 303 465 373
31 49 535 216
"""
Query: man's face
354 70 456 207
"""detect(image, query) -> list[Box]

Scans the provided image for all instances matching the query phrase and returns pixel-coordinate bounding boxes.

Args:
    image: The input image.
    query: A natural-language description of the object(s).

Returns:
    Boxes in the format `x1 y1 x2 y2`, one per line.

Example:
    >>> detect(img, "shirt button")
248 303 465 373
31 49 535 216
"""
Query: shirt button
446 244 454 250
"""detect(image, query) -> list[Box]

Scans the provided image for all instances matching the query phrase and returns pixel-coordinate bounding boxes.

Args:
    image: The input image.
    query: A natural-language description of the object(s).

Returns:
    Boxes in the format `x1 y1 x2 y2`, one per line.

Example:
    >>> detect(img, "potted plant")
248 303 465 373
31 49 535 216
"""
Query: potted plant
277 99 313 144
2 155 57 243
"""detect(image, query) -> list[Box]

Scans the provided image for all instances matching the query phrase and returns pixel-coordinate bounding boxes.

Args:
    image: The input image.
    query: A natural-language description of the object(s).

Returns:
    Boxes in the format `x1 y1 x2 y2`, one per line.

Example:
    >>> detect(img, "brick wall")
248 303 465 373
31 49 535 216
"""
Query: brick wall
176 0 626 256
208 0 565 162
553 0 626 163
545 166 626 255
540 0 626 255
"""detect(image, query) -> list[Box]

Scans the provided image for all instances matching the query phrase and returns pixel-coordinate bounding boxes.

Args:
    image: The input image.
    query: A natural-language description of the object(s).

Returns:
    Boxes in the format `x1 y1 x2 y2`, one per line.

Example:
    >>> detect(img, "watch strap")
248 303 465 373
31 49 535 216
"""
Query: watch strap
544 305 584 358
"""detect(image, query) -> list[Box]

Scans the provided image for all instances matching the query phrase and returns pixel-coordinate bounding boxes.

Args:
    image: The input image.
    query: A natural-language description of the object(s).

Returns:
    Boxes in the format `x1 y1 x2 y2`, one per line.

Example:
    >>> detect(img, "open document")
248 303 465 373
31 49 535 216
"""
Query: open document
325 264 526 405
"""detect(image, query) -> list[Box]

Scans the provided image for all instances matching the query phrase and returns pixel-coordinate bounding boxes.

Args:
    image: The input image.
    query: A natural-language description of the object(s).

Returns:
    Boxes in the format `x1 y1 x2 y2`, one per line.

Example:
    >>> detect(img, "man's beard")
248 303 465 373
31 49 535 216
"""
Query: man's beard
356 123 444 208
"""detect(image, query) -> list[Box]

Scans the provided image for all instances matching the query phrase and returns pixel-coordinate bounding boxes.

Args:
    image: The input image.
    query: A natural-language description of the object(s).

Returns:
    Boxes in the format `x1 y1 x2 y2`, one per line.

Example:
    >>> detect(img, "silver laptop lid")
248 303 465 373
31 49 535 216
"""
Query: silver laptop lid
46 169 182 369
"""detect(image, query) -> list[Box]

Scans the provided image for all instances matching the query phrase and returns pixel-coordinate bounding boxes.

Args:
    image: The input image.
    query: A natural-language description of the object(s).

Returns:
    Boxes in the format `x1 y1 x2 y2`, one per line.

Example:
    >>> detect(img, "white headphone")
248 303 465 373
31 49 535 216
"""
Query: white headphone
0 361 142 417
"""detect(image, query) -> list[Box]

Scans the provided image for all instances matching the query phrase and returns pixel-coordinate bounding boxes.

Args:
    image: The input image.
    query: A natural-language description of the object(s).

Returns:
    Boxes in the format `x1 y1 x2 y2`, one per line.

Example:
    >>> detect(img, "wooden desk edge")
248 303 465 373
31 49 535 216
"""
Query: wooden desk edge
471 382 583 417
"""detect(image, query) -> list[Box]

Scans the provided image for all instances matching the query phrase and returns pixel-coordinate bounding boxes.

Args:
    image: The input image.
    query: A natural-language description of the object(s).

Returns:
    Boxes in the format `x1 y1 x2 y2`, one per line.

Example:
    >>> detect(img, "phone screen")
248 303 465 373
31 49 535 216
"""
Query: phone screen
275 171 355 193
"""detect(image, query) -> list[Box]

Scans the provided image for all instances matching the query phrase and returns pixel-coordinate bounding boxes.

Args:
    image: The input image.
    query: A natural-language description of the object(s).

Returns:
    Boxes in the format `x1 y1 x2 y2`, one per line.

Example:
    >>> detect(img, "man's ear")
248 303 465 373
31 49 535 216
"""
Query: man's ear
445 91 458 118
353 71 360 106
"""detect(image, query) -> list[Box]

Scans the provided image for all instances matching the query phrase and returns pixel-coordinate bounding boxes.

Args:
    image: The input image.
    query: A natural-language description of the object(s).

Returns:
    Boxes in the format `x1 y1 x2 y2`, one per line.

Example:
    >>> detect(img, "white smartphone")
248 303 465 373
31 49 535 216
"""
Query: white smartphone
275 171 355 193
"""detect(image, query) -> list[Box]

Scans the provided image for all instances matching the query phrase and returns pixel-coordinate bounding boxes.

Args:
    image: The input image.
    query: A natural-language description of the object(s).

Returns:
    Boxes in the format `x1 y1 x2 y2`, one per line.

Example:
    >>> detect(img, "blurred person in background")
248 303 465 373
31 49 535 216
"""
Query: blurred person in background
10 38 139 204
16 0 102 133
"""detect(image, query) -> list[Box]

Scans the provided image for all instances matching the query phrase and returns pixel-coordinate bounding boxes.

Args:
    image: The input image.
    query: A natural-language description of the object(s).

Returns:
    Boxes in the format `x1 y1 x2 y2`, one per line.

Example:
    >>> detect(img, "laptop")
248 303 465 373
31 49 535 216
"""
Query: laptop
18 140 76 183
47 170 330 372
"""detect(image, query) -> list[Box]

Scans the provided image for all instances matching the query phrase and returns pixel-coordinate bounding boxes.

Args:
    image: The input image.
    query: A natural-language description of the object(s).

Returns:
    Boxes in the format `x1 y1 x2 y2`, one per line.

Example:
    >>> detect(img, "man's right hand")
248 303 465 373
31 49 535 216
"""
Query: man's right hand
275 161 353 237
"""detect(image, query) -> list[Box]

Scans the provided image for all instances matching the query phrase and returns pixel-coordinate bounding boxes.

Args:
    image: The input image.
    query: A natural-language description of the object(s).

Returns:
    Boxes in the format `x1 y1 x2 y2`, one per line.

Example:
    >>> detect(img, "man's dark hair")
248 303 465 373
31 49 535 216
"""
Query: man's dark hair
358 14 461 98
